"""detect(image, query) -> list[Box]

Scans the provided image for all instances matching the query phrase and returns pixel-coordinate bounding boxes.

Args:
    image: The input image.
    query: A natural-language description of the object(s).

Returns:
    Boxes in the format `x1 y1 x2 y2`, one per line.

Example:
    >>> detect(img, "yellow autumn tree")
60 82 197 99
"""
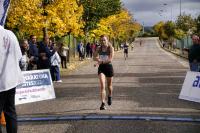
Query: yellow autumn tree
153 21 168 40
7 0 43 38
45 0 84 37
7 0 84 39
91 9 141 41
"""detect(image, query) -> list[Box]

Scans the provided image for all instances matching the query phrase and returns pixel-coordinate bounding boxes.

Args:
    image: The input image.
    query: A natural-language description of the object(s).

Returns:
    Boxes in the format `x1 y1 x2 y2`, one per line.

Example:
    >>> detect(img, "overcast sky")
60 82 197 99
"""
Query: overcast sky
121 0 200 26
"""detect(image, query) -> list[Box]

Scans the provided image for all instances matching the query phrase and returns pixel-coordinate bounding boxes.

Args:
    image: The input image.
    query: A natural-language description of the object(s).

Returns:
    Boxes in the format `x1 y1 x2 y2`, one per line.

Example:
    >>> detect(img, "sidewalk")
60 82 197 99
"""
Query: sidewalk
157 40 188 60
60 57 93 76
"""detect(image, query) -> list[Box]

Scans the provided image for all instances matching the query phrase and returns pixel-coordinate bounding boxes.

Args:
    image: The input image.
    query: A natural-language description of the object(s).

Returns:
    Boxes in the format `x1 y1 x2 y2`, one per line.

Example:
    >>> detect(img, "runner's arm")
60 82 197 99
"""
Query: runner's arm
93 47 102 65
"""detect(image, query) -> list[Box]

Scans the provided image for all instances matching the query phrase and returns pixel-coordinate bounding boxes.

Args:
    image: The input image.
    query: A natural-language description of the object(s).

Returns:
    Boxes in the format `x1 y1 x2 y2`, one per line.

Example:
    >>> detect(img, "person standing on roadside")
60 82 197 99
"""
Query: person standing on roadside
50 45 62 82
28 35 39 70
20 39 30 71
93 35 114 110
0 25 23 133
188 35 200 72
58 43 68 69
86 42 91 59
77 42 84 61
38 36 52 69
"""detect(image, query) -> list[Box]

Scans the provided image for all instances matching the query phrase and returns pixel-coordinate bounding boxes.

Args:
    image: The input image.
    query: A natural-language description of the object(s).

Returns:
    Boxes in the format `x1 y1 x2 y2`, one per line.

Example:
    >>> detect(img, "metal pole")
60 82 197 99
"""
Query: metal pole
180 0 182 16
142 22 144 34
171 7 172 21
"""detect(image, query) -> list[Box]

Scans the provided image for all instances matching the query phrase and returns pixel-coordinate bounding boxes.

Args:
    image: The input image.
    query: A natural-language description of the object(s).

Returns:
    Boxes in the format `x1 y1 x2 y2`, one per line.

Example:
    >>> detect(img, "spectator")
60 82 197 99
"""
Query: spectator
58 43 69 69
188 35 200 72
50 45 62 82
0 25 23 133
77 42 84 61
38 36 53 69
86 42 91 58
28 35 39 70
20 39 30 71
90 43 96 58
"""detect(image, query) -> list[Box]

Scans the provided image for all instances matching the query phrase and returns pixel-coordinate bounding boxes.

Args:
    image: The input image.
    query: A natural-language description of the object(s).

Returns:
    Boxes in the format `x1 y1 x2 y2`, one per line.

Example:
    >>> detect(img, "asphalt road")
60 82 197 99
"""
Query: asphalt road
14 37 200 133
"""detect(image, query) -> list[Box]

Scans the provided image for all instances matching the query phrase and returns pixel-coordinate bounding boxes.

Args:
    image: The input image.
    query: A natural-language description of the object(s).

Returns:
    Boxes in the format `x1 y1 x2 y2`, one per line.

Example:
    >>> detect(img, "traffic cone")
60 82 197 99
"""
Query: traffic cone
0 112 6 127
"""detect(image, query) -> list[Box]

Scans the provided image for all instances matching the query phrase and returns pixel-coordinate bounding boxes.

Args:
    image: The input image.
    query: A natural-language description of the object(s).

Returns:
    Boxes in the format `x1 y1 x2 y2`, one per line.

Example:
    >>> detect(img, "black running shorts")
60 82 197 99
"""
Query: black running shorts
124 49 128 54
98 63 114 77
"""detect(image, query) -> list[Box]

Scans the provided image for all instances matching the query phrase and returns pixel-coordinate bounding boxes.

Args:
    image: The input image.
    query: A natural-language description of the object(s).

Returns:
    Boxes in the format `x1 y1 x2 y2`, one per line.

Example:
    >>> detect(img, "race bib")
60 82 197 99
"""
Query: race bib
99 55 108 61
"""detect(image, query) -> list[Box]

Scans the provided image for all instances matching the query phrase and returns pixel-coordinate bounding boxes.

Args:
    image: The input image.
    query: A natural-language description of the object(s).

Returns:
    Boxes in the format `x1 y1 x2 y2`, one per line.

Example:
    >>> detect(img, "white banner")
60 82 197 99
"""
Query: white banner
0 0 10 26
179 71 200 103
15 69 56 105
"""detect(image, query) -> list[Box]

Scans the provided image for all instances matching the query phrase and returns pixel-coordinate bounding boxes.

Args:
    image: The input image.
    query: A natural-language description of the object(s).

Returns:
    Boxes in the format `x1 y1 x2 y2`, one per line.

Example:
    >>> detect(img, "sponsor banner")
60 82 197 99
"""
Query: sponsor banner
15 69 56 105
179 71 200 103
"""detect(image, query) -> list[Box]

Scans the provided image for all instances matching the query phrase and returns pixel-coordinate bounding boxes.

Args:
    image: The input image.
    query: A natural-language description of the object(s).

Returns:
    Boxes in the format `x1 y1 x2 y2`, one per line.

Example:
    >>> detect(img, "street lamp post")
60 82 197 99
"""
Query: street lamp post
180 0 182 16
142 22 144 34
163 3 173 21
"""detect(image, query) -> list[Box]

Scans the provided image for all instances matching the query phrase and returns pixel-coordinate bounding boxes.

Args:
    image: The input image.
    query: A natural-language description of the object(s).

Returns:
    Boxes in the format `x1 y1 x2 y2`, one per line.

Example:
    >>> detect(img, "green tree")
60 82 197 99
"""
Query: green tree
176 13 196 34
174 29 185 39
163 21 176 39
77 0 121 34
153 21 167 40
194 14 200 36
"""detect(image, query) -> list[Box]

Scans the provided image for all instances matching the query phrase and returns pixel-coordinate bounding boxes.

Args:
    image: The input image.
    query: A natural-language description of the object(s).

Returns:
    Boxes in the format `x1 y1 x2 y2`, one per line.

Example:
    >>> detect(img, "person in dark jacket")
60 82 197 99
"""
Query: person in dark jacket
38 36 53 69
28 35 39 70
188 35 200 72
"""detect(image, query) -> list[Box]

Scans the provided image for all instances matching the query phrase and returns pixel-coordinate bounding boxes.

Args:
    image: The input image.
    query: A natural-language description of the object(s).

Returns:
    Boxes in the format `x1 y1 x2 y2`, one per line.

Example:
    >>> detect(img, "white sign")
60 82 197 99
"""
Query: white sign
179 71 200 103
15 69 56 105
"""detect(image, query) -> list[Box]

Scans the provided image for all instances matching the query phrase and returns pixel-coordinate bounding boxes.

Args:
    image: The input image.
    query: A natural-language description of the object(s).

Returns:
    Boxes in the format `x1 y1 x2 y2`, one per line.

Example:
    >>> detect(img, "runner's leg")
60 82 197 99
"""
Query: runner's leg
107 77 113 105
107 77 113 97
99 73 106 109
99 73 106 103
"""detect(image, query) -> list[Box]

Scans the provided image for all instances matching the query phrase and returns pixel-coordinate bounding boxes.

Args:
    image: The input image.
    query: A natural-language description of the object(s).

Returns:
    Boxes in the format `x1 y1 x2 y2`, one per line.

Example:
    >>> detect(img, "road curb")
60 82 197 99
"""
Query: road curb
17 115 200 123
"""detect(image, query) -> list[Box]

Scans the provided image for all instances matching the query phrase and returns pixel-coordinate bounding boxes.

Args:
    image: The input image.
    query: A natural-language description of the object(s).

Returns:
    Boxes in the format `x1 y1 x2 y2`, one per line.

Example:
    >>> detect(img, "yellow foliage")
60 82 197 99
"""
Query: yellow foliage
7 0 84 39
91 9 141 41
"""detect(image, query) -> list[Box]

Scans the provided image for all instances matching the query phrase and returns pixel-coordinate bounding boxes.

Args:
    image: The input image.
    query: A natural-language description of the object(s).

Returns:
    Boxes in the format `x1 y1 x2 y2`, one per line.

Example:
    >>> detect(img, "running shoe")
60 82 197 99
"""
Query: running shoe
107 96 112 106
100 102 106 110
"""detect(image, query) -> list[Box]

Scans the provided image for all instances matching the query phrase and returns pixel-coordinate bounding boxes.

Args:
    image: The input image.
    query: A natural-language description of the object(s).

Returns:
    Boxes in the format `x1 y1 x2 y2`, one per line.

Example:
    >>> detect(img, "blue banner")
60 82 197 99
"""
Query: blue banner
18 72 52 88
0 0 10 26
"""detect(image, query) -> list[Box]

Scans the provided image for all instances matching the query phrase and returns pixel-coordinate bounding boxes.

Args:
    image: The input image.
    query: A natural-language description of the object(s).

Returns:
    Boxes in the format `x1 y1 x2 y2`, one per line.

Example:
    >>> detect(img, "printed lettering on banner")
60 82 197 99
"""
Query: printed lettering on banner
15 69 56 105
179 71 200 103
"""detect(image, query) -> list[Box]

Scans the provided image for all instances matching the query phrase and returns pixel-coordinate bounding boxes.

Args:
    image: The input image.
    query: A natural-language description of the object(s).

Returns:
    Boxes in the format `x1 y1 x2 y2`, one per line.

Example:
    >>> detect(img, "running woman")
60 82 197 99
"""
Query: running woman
140 39 142 46
93 35 114 110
